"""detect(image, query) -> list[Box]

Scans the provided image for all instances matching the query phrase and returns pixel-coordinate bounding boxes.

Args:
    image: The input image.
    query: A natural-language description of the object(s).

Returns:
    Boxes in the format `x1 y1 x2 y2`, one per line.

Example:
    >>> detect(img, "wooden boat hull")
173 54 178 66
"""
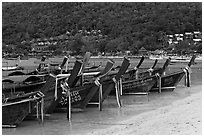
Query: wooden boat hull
122 75 158 94
56 83 99 109
57 58 130 111
91 57 130 103
2 75 47 98
28 76 58 114
2 91 44 127
112 58 171 94
57 77 120 109
3 81 46 98
2 100 31 127
56 59 117 111
150 71 185 92
123 67 162 80
150 55 195 92
90 79 116 102
33 60 83 114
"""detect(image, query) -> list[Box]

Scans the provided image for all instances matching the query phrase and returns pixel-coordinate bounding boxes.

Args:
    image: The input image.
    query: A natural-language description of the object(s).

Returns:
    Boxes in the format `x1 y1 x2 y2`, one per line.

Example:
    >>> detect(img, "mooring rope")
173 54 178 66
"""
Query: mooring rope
33 91 45 121
60 81 71 97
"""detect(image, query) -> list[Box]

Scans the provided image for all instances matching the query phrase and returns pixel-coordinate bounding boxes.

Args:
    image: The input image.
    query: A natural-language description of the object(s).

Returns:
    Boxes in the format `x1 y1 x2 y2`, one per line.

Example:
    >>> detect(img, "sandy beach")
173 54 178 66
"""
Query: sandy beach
90 85 202 135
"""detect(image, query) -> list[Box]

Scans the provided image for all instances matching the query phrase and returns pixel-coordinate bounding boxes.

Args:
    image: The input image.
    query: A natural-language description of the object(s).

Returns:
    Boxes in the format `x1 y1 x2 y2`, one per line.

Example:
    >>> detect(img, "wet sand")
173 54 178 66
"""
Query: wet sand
2 58 202 135
91 85 202 135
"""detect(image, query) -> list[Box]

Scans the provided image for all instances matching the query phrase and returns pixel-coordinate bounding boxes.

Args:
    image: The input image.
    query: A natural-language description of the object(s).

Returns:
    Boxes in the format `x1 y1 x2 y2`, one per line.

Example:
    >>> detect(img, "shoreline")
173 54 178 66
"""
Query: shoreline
90 85 202 135
2 85 202 135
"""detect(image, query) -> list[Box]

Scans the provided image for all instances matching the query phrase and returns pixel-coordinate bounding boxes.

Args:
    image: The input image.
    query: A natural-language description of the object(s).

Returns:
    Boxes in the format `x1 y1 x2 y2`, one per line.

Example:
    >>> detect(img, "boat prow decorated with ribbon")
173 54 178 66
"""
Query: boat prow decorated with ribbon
56 58 116 120
150 55 196 92
2 91 44 127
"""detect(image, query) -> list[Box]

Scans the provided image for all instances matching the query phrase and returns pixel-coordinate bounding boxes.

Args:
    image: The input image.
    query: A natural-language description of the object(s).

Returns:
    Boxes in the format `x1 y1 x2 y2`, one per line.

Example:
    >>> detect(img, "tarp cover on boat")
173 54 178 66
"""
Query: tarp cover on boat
23 76 42 83
2 79 15 83
2 75 42 83
8 71 25 76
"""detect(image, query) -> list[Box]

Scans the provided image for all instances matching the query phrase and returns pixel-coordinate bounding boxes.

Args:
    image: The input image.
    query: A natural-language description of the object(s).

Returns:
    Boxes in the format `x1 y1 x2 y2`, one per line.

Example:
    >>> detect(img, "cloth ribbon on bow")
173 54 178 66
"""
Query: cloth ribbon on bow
155 73 161 93
147 68 153 76
32 91 44 121
94 77 103 111
60 80 71 97
60 79 71 120
183 66 191 87
112 77 122 108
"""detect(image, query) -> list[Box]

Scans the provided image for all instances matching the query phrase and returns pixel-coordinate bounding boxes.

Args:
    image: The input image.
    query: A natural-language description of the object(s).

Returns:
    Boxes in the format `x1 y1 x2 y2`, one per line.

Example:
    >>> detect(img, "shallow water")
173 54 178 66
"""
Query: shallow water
2 58 202 135
2 84 201 135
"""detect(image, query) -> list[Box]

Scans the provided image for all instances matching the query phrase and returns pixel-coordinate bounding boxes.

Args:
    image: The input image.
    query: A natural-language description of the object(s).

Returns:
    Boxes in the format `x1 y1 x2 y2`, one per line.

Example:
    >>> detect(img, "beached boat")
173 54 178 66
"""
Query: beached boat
54 59 115 120
89 57 130 109
2 75 47 98
2 91 44 127
55 57 129 119
150 55 196 92
164 55 191 63
33 59 84 114
2 55 72 100
2 59 83 123
7 55 47 76
56 59 115 109
112 57 171 95
2 56 24 71
60 52 101 74
2 65 24 71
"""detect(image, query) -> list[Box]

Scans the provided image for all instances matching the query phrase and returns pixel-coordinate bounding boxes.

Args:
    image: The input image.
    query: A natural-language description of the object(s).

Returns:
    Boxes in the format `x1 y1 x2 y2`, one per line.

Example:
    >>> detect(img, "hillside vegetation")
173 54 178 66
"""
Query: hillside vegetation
2 2 202 55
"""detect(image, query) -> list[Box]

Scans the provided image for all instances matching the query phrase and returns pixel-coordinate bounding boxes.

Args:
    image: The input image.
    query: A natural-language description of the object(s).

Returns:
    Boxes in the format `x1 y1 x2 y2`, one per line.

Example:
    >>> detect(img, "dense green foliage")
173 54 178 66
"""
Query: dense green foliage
2 2 202 55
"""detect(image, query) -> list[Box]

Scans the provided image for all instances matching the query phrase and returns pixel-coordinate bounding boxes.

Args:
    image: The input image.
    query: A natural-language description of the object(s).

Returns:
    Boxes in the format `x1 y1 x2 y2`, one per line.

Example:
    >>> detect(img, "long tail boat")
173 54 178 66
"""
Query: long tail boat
2 56 70 98
125 57 162 80
55 59 115 120
2 91 44 127
7 55 68 76
89 57 130 109
56 59 115 108
110 57 171 95
35 52 94 114
57 57 129 120
7 56 47 76
150 55 196 92
2 75 46 98
29 59 84 115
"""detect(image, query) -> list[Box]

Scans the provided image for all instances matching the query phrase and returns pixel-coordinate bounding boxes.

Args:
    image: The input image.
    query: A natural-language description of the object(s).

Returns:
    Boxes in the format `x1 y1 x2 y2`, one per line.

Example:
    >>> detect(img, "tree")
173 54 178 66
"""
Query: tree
70 36 85 55
175 40 191 55
2 2 202 53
